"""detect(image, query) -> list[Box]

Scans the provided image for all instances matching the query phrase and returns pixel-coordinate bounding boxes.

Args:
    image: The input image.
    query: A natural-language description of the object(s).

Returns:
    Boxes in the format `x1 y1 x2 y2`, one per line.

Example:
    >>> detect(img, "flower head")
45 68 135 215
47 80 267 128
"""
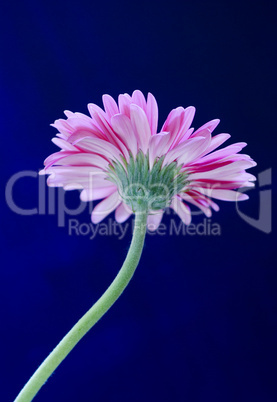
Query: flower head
41 90 256 230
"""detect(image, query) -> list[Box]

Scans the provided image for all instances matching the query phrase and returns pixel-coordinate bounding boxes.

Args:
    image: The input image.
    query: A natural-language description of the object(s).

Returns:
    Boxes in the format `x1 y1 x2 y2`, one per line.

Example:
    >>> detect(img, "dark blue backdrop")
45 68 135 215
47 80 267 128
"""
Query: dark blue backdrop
1 1 276 401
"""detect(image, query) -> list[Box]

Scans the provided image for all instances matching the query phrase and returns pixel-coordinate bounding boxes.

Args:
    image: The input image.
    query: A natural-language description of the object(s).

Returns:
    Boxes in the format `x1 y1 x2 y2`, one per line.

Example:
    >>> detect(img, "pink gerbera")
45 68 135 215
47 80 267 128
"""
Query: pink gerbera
41 90 256 230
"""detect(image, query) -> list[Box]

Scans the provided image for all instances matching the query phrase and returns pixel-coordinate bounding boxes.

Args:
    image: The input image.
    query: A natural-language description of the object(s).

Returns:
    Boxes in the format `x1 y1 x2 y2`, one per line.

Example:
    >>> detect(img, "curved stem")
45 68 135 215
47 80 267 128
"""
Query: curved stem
14 212 147 402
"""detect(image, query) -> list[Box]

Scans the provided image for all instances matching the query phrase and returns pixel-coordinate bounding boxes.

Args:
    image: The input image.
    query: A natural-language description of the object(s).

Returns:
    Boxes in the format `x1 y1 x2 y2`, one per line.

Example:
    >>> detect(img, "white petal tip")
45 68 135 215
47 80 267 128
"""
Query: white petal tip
91 214 102 224
237 193 249 201
147 223 159 232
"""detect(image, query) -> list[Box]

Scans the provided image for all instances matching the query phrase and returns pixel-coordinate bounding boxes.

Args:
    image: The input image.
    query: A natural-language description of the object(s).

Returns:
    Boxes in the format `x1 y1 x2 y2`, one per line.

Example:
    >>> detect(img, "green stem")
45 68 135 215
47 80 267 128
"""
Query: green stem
14 212 147 402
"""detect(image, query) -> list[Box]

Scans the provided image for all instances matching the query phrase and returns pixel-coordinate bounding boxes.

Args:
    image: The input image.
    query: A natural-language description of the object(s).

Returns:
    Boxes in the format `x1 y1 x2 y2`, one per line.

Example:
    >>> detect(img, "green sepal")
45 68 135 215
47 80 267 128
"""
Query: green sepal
106 151 188 213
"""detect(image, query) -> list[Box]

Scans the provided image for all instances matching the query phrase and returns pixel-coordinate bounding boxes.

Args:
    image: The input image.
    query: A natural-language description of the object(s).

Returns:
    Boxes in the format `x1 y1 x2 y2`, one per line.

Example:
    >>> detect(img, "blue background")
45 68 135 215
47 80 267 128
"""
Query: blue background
1 1 276 401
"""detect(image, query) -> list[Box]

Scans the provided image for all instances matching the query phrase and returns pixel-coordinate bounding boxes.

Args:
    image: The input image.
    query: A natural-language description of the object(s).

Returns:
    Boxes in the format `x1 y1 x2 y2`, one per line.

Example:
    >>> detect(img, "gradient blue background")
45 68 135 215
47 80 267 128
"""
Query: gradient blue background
1 1 276 401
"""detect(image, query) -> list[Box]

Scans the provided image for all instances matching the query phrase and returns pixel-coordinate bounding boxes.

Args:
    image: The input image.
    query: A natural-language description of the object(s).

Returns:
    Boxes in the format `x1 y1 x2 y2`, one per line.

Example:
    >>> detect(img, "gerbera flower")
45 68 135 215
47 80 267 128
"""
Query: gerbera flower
16 92 257 402
41 90 256 230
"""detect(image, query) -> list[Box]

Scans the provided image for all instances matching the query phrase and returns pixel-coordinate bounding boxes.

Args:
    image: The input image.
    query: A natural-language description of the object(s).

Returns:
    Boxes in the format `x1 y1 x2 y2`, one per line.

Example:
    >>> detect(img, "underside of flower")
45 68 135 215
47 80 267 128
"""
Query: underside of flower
41 90 257 230
107 151 189 213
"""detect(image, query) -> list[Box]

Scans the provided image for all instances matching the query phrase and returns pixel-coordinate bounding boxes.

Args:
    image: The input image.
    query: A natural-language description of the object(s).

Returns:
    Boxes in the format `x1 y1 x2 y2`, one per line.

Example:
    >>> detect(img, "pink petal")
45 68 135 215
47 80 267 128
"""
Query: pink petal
88 103 120 147
192 144 248 166
203 133 231 154
163 135 209 166
161 107 184 146
51 119 72 138
198 188 249 201
81 186 117 201
171 196 192 225
115 202 132 223
111 114 138 156
51 137 78 151
45 166 104 175
162 106 195 149
178 132 211 165
147 211 164 231
146 92 159 135
65 116 95 130
130 104 151 154
132 90 147 112
188 160 256 181
67 128 107 143
45 166 107 188
189 179 254 190
72 137 122 161
44 150 80 168
188 159 234 173
196 142 248 164
192 119 220 136
223 153 254 162
178 128 194 144
50 153 109 169
91 191 121 224
64 110 75 118
118 93 132 117
196 195 218 211
149 132 171 168
102 94 119 120
74 112 94 121
172 106 196 146
65 116 109 141
180 192 212 217
63 183 84 190
189 154 256 174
